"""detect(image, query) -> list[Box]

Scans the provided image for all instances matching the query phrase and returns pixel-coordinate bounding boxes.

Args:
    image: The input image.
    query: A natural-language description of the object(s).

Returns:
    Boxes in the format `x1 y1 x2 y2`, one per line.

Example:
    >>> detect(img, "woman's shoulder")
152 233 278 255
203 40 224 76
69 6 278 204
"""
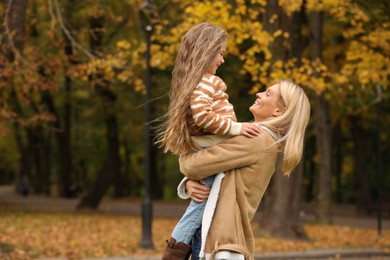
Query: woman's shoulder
260 126 280 141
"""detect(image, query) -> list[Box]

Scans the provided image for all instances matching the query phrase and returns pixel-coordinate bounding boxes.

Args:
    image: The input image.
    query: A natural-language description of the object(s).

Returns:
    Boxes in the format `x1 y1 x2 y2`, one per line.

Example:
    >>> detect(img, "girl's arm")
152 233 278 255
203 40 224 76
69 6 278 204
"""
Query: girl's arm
190 77 241 135
191 77 261 137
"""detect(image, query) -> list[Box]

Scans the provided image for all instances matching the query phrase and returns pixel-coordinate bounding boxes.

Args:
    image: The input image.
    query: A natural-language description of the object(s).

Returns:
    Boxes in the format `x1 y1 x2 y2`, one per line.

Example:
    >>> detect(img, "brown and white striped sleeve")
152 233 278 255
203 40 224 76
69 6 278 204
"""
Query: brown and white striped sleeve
190 75 241 136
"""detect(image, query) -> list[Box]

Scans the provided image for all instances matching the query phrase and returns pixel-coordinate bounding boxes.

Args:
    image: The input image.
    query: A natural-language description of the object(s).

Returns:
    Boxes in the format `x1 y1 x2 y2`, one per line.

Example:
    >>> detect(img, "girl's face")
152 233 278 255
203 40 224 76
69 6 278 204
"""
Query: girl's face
207 41 227 75
249 84 285 121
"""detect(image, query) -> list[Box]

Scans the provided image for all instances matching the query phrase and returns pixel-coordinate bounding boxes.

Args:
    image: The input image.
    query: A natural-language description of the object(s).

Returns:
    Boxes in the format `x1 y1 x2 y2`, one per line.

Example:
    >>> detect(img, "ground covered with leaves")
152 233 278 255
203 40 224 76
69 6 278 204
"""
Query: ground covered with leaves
0 209 389 260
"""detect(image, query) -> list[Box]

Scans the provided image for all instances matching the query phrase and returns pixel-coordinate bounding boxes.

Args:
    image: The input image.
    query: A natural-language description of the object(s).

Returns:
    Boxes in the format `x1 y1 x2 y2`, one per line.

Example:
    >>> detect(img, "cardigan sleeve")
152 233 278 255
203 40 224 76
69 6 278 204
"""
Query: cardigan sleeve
190 77 240 135
179 134 272 180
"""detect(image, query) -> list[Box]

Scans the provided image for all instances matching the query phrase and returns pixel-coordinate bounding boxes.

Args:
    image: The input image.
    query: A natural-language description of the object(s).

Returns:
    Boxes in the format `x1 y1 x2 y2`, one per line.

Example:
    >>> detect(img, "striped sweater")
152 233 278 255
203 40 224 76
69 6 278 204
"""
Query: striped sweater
189 73 241 136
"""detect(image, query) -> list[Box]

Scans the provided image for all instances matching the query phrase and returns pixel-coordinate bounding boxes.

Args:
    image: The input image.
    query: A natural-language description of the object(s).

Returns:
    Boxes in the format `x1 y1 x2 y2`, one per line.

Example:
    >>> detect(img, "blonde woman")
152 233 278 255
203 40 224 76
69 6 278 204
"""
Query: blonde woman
157 22 261 259
179 80 311 260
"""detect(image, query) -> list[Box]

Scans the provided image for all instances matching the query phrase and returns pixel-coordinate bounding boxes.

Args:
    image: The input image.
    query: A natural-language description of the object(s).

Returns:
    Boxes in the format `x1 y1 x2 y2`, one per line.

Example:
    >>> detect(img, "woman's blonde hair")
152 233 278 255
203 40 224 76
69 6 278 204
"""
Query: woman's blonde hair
156 22 228 155
261 80 311 176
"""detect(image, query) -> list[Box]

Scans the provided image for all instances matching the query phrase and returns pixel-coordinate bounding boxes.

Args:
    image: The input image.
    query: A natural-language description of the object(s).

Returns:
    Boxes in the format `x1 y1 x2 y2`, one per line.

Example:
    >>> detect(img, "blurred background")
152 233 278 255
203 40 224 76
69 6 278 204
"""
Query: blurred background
0 0 389 244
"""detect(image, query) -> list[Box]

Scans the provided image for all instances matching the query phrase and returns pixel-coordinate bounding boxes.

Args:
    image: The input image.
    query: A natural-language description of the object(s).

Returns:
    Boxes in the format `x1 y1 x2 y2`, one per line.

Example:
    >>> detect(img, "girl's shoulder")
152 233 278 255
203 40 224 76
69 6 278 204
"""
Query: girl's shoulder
203 73 225 84
211 76 227 90
200 74 227 92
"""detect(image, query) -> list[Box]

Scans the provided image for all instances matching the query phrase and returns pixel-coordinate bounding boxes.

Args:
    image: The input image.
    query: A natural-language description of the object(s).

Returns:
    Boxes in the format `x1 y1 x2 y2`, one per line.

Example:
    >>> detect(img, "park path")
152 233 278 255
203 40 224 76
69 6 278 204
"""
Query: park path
0 185 389 231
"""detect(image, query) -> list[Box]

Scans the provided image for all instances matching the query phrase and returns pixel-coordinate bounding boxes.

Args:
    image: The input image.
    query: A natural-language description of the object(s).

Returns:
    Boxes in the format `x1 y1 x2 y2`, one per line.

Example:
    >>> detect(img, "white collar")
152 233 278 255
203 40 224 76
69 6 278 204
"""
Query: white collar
261 125 278 140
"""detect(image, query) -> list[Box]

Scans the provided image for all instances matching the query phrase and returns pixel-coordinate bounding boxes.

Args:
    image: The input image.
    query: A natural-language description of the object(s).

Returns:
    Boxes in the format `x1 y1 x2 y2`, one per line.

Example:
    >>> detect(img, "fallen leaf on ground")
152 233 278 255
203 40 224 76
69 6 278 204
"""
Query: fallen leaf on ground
0 209 388 260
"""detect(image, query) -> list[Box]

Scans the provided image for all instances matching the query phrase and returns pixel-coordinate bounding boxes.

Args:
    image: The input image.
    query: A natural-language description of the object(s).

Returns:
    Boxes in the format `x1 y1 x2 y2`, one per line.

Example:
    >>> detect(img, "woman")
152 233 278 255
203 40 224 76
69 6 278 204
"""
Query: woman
177 80 311 260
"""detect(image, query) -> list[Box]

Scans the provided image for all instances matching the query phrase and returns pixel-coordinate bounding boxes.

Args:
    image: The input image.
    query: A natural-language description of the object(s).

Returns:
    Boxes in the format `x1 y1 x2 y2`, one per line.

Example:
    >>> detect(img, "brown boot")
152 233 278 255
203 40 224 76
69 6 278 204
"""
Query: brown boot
161 237 192 260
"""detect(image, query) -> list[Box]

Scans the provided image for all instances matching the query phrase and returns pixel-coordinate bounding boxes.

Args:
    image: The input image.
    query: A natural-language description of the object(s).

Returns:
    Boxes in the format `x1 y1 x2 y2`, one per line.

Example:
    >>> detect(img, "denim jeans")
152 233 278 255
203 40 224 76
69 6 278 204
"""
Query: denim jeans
171 175 215 244
191 227 202 260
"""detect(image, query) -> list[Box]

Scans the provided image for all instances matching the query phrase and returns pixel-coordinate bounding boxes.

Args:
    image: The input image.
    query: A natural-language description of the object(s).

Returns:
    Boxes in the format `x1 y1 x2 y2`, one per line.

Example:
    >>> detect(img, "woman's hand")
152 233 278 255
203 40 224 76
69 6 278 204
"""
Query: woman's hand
186 179 210 203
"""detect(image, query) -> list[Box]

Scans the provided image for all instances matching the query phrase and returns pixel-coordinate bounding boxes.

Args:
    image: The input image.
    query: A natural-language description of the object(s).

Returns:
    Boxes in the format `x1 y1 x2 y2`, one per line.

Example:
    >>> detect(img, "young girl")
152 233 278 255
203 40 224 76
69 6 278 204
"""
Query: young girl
157 22 261 260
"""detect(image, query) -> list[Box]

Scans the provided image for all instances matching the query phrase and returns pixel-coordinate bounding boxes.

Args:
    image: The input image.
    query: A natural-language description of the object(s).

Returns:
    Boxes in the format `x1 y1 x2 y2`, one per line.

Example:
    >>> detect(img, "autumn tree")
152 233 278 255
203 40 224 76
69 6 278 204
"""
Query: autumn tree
0 0 388 240
255 0 310 238
308 7 333 224
313 0 389 216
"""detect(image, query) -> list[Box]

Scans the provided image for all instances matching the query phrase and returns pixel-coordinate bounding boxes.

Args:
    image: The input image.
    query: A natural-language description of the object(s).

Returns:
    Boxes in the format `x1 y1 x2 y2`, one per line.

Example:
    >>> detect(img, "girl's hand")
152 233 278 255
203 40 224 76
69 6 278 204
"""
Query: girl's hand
186 179 210 203
240 123 262 138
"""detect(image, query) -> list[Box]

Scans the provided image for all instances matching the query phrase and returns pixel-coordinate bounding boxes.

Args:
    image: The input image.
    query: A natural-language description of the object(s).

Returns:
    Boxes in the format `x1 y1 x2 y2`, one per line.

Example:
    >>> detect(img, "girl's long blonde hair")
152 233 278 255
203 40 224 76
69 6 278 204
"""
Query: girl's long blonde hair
156 22 228 155
261 80 311 176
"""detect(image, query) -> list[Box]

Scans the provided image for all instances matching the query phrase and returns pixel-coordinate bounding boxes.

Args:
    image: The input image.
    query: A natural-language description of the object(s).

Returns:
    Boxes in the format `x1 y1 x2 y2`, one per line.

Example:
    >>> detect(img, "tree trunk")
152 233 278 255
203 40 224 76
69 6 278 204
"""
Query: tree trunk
258 0 308 239
35 0 77 198
42 131 52 195
314 95 332 223
10 89 32 193
41 91 72 196
262 0 288 59
4 0 52 196
77 12 122 209
304 135 316 202
77 88 121 209
333 123 343 203
259 155 308 239
30 127 43 193
102 88 123 199
150 116 163 199
349 116 371 213
3 0 29 192
12 96 51 195
25 92 52 194
308 10 333 224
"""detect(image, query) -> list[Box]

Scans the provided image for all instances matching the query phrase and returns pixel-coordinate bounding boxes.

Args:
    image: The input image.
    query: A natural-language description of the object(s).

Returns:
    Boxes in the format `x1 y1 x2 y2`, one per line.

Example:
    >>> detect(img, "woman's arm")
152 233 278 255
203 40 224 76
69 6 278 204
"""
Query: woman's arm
179 134 268 180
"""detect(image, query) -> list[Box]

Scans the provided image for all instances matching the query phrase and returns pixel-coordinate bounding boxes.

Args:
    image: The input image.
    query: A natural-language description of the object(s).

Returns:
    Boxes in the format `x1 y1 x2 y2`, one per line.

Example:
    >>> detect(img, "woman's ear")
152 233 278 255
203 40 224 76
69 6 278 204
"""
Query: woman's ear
273 107 285 117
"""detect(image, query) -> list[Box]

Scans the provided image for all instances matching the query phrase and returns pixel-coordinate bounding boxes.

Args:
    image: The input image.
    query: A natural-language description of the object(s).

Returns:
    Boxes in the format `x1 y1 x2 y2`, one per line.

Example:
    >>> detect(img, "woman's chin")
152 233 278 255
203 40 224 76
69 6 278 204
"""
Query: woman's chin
249 105 257 113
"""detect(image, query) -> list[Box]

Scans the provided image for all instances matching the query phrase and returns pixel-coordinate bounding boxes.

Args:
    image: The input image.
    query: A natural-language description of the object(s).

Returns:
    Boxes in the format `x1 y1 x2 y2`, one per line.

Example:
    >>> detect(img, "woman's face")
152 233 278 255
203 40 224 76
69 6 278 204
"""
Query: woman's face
207 41 227 75
249 84 284 121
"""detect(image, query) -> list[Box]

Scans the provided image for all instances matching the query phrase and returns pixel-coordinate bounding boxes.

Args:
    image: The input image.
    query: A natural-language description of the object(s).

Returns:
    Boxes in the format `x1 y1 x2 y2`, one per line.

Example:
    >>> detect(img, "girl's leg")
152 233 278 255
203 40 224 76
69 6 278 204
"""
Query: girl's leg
191 227 202 260
171 175 215 244
162 175 214 260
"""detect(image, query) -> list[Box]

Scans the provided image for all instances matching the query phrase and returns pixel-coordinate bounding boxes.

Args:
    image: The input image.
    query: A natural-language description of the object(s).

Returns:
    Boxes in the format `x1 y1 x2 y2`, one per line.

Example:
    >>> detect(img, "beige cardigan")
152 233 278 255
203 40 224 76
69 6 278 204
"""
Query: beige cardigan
179 129 279 259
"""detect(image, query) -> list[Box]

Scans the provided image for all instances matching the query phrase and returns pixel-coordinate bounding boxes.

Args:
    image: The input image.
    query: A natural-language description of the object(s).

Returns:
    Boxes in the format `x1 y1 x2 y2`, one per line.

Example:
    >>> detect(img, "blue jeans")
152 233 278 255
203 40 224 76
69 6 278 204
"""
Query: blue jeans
191 227 202 260
171 175 215 244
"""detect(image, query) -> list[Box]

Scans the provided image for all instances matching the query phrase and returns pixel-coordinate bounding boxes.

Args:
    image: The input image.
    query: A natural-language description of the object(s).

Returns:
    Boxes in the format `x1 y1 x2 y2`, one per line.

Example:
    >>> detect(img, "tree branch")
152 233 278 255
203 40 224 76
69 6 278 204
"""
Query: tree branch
48 0 96 59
